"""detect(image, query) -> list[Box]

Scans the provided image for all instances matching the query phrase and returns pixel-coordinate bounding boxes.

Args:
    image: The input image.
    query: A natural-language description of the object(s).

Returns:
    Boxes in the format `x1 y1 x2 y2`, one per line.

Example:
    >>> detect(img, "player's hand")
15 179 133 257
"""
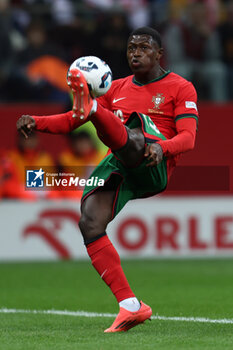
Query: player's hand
144 143 163 166
16 115 36 138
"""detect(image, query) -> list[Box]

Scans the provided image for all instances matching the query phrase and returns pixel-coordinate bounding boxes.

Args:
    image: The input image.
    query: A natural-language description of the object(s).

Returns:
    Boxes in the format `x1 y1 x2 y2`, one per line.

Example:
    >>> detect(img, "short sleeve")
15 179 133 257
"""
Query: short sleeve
174 81 199 124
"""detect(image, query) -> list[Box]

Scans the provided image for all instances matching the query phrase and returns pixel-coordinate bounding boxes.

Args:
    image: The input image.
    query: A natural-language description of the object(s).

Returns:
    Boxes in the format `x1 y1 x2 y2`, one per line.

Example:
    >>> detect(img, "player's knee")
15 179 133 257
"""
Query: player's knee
79 211 94 237
128 128 145 152
117 127 145 167
79 210 105 241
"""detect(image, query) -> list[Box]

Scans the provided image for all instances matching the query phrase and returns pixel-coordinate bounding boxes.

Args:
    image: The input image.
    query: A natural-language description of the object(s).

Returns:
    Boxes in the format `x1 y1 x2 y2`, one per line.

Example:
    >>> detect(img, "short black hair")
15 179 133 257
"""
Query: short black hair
129 26 162 48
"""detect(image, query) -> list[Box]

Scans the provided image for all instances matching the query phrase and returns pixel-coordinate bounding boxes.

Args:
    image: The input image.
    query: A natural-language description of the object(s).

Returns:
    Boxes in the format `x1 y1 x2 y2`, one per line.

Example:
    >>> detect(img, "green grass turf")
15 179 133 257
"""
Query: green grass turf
0 259 233 350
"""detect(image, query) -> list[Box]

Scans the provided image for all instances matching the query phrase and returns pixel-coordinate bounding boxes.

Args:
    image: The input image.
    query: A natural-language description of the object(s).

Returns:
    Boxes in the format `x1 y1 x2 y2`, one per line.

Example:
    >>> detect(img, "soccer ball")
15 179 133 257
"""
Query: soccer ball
68 56 112 98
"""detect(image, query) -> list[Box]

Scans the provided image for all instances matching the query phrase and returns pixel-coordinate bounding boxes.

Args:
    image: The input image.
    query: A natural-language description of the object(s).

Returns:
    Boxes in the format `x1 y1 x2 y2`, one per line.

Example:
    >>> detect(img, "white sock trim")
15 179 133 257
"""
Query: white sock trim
90 99 97 115
119 297 140 312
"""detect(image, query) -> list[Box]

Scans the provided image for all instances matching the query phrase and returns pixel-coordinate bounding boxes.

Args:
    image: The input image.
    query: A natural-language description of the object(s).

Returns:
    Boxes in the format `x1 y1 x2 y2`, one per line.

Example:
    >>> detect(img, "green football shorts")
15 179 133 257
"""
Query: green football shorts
81 112 167 218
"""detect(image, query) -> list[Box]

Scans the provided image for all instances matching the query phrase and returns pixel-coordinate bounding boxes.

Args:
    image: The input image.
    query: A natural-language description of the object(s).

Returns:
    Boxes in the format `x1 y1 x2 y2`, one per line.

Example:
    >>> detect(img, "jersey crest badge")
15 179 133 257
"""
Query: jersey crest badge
152 93 165 109
148 93 165 114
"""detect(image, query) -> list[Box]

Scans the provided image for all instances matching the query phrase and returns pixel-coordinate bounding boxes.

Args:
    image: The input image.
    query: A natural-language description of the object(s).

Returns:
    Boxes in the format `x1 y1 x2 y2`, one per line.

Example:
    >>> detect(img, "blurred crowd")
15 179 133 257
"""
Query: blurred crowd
0 0 233 200
0 128 105 200
0 0 232 103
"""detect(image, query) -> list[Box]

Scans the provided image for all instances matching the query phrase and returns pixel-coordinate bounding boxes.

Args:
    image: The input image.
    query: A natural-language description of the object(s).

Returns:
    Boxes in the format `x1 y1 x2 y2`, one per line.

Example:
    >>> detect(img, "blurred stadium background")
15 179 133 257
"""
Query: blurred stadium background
0 0 232 260
0 1 233 348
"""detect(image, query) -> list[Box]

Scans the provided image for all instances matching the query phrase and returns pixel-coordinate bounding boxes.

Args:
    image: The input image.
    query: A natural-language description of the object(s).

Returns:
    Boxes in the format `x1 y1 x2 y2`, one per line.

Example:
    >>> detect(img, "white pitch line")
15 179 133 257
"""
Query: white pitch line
0 308 233 325
0 308 117 318
154 315 233 324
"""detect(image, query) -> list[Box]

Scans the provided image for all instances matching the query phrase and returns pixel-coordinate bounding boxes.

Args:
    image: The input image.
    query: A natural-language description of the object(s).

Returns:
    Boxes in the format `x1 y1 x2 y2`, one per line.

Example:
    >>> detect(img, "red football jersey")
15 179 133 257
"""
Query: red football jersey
97 71 198 140
33 71 198 179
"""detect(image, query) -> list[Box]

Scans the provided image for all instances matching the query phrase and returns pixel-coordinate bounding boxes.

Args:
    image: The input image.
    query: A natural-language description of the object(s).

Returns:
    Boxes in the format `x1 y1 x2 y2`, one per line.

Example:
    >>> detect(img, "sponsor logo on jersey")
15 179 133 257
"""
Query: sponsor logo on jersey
148 93 165 114
185 101 198 111
113 97 126 103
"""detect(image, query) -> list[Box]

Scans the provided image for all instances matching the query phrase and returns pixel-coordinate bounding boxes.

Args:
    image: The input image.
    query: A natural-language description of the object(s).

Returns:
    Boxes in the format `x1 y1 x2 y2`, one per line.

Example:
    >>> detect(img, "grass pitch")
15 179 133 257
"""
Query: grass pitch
0 259 233 350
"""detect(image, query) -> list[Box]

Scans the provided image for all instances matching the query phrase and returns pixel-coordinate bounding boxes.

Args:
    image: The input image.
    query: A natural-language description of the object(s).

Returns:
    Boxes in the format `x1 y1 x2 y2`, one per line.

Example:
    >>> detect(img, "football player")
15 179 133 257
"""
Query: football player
17 26 198 332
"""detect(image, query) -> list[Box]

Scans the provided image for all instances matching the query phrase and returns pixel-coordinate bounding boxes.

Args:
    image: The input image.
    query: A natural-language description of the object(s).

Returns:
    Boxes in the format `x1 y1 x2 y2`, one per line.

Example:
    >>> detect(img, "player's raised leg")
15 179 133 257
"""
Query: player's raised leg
67 68 145 167
67 67 128 149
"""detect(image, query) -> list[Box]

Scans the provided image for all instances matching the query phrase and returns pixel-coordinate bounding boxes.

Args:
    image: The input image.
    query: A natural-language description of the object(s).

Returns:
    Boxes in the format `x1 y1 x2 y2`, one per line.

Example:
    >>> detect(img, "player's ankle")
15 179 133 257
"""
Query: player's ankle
119 297 140 312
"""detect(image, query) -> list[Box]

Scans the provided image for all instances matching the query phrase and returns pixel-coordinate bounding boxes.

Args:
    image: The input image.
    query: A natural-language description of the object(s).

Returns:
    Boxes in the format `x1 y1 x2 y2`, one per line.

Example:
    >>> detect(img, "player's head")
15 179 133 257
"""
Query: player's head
129 27 162 48
127 26 163 76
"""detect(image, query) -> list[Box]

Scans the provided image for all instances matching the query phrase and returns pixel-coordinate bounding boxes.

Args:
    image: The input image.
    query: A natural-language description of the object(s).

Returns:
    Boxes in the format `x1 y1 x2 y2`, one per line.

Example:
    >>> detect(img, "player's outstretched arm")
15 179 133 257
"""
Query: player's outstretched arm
17 115 36 138
16 110 79 137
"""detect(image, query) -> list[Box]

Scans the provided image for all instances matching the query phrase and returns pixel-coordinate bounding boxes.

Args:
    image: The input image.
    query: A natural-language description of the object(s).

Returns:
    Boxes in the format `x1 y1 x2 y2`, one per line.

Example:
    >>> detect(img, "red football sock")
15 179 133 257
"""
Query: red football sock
86 235 135 303
90 103 128 150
